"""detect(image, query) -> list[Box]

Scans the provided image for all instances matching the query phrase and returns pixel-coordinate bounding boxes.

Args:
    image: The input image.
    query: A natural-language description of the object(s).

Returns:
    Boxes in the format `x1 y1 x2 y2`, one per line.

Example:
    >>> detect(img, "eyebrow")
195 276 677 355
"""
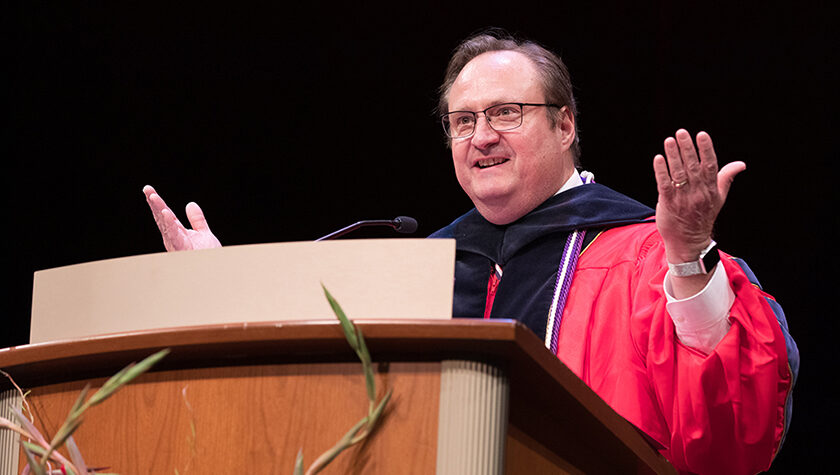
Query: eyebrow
448 99 524 112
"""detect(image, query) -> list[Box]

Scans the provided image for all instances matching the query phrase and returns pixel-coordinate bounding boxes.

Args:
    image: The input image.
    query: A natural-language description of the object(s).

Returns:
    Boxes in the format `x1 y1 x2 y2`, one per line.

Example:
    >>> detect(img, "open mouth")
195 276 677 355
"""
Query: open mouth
475 157 509 169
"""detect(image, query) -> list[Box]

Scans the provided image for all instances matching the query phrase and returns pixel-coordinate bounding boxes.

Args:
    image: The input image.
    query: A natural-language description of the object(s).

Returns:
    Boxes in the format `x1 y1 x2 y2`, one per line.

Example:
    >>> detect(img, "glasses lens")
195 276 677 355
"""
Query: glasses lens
444 112 476 138
486 103 523 131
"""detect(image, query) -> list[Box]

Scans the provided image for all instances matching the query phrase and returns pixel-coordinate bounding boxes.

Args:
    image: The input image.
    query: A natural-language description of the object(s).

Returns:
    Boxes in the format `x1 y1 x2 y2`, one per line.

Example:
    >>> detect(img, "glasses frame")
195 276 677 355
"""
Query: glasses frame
440 102 561 139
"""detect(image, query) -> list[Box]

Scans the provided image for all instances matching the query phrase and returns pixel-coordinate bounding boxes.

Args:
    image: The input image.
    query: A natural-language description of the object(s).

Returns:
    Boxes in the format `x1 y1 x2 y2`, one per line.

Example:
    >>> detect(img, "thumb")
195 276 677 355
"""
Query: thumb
718 161 746 201
185 202 211 232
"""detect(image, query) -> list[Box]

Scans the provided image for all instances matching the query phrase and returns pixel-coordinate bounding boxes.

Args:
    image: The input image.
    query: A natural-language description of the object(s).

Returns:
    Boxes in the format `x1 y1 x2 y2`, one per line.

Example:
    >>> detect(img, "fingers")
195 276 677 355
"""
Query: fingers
185 202 212 232
143 185 222 251
663 136 688 185
696 131 720 182
657 128 744 201
160 207 188 251
143 186 172 221
661 129 723 186
653 154 674 196
663 129 703 184
675 129 700 176
144 185 187 251
143 186 169 236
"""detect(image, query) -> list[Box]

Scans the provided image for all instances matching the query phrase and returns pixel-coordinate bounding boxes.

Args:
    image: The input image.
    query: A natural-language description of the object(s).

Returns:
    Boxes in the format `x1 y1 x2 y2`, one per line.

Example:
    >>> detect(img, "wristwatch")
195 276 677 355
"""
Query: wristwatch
668 240 719 277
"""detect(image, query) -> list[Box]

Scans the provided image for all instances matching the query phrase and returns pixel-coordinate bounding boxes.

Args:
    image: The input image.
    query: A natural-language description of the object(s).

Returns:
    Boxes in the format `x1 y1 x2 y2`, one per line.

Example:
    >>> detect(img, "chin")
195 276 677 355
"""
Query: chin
468 181 514 203
477 206 524 225
470 192 510 211
472 197 526 225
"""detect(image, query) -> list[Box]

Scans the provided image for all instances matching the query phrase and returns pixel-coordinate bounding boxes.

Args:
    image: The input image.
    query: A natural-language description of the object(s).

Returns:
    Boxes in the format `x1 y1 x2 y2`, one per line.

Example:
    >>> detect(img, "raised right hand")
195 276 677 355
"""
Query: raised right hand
143 185 222 251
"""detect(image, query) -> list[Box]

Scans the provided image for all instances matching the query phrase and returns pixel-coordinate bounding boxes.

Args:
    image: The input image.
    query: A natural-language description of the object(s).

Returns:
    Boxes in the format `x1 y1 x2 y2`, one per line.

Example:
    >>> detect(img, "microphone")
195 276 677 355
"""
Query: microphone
315 216 418 241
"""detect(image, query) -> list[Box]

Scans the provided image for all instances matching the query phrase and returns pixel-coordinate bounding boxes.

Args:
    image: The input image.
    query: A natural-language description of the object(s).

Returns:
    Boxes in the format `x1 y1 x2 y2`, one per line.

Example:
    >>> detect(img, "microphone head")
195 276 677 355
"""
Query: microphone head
393 216 418 234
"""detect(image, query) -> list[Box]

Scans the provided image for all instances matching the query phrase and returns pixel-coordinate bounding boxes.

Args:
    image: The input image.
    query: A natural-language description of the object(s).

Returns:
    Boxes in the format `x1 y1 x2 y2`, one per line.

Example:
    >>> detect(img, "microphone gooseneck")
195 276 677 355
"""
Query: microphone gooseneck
315 216 419 241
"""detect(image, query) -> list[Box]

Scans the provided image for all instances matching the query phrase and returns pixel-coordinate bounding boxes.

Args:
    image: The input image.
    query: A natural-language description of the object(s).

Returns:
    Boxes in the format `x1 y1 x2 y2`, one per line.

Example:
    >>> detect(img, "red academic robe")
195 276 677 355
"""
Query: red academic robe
558 222 794 474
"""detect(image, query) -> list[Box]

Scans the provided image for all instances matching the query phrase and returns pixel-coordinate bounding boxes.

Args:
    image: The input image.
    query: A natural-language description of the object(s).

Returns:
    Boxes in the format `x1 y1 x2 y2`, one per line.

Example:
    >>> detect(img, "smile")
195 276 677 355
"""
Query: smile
475 157 509 169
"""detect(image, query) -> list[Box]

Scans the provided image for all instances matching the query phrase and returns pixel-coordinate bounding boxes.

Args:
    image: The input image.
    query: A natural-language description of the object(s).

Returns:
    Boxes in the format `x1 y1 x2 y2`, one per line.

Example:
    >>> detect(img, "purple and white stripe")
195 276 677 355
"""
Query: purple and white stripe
544 171 595 353
545 229 586 353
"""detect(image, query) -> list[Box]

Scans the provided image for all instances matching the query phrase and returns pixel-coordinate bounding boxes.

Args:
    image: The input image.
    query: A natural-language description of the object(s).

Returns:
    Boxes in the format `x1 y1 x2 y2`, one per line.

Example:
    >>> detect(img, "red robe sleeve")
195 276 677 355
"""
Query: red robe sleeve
633 245 794 474
559 224 796 474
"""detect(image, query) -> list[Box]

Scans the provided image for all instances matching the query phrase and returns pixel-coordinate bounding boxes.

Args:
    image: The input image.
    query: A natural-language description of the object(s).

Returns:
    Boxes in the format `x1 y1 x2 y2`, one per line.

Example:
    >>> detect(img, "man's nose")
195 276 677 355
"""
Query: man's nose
471 116 501 149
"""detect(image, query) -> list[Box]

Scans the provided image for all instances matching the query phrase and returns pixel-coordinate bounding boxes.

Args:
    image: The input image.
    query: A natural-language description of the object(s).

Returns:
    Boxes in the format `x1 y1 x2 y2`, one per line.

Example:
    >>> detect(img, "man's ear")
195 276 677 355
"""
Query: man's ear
556 106 576 150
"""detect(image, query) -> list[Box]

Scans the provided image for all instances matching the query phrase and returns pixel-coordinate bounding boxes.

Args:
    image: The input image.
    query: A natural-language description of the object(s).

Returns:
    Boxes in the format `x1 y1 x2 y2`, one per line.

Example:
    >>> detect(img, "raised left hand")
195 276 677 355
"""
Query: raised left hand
653 129 745 264
143 185 222 252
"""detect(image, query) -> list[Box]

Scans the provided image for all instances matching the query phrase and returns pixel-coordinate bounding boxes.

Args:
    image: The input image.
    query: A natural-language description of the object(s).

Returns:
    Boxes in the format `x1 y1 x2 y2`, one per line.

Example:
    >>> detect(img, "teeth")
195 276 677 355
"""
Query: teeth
477 158 507 168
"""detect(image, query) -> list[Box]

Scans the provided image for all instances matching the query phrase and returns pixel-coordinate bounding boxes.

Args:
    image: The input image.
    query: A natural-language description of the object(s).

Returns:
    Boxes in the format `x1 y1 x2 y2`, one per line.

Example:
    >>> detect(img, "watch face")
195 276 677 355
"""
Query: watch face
669 241 719 276
701 244 720 274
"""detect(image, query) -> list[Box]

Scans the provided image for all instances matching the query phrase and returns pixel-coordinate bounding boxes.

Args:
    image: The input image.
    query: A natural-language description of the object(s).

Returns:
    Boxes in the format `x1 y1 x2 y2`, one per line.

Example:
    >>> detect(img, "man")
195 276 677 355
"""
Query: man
144 31 797 474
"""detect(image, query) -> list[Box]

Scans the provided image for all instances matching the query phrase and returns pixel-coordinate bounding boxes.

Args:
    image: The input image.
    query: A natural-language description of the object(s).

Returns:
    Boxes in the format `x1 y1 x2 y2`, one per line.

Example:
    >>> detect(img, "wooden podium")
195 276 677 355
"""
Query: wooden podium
0 320 675 474
3 241 675 473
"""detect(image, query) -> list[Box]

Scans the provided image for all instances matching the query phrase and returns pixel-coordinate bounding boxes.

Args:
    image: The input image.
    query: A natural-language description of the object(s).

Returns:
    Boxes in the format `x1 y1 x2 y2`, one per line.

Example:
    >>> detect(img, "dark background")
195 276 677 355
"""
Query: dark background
6 2 836 472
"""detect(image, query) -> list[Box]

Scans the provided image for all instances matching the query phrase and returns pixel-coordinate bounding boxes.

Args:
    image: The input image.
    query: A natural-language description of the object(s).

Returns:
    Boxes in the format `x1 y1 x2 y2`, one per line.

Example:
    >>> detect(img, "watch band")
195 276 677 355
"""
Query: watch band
668 240 719 277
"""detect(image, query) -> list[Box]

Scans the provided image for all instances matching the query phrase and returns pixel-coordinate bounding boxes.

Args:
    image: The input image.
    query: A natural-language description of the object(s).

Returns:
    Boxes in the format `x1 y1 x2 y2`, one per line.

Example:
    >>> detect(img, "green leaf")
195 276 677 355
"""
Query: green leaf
22 443 47 475
321 284 359 350
88 349 170 407
369 388 392 426
22 440 47 456
294 448 304 475
308 416 368 472
322 285 378 403
89 364 133 406
43 415 84 463
356 329 376 403
68 384 91 418
44 384 91 463
351 389 392 445
40 349 170 466
314 285 393 473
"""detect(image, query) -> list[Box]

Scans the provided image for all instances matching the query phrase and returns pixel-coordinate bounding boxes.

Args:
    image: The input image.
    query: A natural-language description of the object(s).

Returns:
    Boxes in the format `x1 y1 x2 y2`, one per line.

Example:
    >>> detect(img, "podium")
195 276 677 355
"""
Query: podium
0 320 674 474
2 241 675 473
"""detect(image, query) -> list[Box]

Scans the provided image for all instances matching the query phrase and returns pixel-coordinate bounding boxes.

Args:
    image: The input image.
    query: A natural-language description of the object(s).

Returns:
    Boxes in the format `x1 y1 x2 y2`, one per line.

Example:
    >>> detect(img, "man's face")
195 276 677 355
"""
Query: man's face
447 51 576 225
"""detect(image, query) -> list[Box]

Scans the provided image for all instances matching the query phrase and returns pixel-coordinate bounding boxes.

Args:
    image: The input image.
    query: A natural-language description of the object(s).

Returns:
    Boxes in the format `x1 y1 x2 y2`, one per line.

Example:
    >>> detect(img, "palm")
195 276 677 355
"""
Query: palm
652 130 744 263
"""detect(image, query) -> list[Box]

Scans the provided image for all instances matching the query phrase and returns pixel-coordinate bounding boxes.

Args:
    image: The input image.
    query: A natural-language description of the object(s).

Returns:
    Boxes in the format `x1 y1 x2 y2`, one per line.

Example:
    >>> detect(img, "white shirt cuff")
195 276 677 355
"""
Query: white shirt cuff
664 260 735 354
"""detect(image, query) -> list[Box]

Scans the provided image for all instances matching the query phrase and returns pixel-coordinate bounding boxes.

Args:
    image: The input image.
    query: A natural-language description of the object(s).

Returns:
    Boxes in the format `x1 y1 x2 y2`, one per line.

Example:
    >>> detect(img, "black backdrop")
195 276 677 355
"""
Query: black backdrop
7 2 837 472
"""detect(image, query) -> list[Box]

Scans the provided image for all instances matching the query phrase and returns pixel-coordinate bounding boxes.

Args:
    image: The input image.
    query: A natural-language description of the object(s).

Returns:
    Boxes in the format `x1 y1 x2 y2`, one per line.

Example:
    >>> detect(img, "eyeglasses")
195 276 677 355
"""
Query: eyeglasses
440 102 560 139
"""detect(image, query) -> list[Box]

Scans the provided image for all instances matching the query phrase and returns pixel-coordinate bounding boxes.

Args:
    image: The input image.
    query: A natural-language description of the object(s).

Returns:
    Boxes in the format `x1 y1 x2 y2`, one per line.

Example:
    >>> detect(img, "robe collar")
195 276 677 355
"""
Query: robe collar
439 183 655 264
